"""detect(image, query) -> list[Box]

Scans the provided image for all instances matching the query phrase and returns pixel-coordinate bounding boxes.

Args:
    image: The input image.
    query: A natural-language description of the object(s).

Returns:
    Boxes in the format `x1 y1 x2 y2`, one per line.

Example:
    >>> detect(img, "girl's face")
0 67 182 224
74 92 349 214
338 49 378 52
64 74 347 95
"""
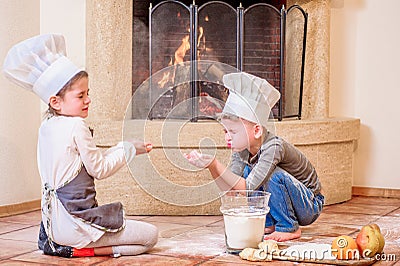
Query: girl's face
221 118 255 152
58 77 91 118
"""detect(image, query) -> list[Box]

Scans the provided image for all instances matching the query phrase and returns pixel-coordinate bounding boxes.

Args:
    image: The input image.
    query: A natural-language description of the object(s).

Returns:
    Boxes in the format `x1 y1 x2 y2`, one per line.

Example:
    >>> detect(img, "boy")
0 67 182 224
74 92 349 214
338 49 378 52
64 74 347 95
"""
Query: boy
185 72 324 241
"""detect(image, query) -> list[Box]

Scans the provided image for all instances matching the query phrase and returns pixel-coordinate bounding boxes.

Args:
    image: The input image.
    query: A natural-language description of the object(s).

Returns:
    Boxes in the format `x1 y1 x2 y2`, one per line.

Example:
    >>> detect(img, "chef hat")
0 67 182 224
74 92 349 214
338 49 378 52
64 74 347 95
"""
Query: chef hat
2 34 81 103
222 72 280 128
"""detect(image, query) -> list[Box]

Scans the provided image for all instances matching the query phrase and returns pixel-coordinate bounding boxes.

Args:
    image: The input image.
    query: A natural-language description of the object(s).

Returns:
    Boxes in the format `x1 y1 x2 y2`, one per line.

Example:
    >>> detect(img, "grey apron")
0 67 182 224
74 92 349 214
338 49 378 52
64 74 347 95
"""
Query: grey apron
42 165 125 251
56 166 125 230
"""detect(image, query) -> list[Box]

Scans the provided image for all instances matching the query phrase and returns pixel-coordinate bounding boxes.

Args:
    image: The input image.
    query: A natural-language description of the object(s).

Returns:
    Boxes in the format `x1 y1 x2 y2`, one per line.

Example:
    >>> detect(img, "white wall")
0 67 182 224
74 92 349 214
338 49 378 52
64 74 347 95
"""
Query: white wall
0 0 85 207
40 0 86 113
0 0 41 206
330 0 400 189
40 0 86 68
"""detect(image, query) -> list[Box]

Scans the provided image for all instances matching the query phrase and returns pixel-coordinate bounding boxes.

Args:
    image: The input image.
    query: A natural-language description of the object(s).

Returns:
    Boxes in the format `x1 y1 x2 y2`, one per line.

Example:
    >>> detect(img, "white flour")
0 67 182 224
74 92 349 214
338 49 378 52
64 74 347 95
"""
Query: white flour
223 211 266 250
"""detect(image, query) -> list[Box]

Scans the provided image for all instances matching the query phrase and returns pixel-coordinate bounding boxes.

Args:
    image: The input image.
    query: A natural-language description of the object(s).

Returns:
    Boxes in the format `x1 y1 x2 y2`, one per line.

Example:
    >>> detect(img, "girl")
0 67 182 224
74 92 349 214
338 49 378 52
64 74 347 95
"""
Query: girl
3 34 158 257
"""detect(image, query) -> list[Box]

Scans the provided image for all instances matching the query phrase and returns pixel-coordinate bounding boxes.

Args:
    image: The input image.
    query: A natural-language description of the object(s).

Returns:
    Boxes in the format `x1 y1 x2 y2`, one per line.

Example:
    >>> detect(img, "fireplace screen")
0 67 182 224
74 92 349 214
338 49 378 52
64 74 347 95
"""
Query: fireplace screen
131 1 307 121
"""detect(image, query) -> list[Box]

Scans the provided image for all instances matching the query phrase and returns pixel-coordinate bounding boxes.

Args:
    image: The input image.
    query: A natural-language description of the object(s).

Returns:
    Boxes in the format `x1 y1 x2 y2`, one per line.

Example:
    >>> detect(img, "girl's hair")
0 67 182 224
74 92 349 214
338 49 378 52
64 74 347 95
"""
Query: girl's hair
44 70 88 119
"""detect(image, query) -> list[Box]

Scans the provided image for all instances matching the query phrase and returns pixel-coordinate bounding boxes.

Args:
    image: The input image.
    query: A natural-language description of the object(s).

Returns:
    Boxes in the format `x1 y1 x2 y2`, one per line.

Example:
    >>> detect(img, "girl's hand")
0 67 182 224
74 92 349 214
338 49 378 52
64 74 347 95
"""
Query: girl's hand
184 150 215 169
129 140 152 155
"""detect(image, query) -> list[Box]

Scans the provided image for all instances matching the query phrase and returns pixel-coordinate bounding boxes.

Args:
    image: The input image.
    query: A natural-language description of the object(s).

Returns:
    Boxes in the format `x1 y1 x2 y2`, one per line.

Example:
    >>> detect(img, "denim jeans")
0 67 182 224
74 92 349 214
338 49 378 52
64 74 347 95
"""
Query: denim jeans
244 166 324 233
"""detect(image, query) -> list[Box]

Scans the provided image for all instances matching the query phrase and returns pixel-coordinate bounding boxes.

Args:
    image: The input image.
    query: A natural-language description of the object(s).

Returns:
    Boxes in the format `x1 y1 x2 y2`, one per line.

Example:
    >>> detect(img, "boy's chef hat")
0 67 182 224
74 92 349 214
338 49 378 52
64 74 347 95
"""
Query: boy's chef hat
222 72 280 127
2 34 81 104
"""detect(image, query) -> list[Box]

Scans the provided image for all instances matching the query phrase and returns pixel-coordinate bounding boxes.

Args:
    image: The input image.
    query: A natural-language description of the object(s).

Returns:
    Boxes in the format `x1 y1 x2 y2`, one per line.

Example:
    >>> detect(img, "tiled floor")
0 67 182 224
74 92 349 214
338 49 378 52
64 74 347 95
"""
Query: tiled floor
0 196 399 265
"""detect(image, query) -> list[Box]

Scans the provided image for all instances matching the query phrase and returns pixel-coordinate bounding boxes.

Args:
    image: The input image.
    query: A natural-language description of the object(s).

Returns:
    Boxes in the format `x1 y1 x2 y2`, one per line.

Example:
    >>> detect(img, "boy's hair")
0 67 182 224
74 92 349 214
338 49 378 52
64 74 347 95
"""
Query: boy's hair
218 112 241 122
44 70 88 119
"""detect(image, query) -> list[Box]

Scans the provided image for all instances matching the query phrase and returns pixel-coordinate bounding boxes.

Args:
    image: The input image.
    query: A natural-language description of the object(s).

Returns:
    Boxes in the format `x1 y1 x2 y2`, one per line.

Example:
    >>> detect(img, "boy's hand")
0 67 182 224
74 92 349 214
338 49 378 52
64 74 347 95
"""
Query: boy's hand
184 150 215 169
130 140 153 155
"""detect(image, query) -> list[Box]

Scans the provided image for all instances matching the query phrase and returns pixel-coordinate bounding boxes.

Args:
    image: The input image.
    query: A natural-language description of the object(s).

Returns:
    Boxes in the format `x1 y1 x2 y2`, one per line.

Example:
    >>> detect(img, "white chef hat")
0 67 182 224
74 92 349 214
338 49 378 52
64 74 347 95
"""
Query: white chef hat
2 34 81 104
222 72 281 127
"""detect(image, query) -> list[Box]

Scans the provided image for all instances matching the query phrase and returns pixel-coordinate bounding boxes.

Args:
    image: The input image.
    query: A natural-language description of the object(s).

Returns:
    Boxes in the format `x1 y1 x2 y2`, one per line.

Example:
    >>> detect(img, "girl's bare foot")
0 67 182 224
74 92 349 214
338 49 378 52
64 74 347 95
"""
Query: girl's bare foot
264 225 275 234
264 228 301 242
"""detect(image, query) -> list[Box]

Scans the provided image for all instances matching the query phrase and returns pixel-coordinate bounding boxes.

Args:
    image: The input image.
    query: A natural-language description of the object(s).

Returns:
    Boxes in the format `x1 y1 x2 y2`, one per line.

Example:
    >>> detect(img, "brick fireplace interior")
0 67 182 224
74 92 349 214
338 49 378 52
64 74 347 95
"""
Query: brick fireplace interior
131 0 304 120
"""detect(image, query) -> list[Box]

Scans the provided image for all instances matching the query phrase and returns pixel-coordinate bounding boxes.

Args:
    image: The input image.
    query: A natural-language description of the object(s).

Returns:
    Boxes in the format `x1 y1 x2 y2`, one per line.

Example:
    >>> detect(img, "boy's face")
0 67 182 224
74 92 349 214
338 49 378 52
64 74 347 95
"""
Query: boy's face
58 77 91 118
221 118 256 152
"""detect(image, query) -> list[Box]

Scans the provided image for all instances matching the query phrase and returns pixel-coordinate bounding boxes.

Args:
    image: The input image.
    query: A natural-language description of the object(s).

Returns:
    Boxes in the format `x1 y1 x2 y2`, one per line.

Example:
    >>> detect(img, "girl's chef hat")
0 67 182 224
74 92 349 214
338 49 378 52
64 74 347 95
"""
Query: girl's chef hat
222 72 280 128
2 34 81 104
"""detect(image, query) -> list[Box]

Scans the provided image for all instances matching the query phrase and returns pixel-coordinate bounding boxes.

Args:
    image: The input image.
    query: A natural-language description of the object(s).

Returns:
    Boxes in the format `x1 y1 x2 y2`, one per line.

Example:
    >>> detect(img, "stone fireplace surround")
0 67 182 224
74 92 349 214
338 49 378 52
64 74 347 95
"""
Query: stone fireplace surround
86 0 360 215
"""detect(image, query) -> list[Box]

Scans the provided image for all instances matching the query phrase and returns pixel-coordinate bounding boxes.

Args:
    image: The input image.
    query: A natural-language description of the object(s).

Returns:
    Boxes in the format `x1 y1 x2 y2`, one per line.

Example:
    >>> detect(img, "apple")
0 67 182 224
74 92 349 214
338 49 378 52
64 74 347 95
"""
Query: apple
356 224 385 258
369 223 385 254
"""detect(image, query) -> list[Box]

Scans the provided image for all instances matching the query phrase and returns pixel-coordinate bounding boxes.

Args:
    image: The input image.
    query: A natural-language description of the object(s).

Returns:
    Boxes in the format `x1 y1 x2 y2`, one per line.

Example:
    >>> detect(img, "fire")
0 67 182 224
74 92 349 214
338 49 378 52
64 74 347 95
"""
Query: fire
175 35 190 65
158 25 204 87
157 58 173 88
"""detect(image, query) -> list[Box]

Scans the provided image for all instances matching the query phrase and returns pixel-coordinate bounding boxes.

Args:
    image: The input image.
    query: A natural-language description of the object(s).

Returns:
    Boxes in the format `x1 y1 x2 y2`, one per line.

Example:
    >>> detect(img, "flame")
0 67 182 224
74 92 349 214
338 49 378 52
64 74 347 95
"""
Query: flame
175 35 190 65
157 19 205 88
157 35 190 87
157 57 173 87
197 27 203 47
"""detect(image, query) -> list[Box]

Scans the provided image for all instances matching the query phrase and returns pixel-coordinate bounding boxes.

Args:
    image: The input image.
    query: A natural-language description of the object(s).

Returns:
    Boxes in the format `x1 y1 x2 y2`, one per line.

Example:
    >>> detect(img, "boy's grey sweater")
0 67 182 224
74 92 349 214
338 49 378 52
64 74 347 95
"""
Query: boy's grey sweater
229 132 321 195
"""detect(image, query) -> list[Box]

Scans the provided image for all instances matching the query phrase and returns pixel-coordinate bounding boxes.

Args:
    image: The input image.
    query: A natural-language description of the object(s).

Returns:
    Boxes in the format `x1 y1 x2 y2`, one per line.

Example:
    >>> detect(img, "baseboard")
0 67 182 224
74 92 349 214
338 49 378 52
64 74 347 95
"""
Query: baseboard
352 186 400 198
0 188 398 217
0 199 41 218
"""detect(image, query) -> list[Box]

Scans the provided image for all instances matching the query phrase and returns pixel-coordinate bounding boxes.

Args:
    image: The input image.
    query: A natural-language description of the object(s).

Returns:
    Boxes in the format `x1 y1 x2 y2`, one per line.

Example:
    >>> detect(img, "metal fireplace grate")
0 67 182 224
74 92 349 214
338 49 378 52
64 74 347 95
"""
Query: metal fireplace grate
132 1 307 121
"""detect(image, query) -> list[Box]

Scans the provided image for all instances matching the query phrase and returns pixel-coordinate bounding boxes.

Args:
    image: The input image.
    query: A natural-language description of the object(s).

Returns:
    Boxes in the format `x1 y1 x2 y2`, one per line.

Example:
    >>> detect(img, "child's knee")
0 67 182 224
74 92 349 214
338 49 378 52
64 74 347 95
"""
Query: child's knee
145 223 158 248
268 170 287 185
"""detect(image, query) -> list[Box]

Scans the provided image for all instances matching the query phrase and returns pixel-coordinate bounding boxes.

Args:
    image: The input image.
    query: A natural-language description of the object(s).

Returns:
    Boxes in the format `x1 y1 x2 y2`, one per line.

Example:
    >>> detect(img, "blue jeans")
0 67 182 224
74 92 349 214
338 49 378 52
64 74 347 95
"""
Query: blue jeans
244 166 324 233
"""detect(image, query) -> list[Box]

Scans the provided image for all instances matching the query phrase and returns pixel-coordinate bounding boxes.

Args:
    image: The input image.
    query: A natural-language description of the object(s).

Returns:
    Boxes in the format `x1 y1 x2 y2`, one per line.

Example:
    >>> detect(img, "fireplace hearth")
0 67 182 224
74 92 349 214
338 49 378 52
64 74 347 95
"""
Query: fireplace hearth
87 0 361 213
132 0 308 121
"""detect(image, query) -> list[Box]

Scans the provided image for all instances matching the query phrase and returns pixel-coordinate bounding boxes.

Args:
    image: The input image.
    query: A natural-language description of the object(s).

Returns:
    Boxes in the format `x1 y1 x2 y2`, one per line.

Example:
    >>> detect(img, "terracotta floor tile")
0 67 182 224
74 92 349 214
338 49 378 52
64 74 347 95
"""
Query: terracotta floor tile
0 225 39 243
373 216 400 243
387 208 400 217
0 221 33 235
323 203 398 216
0 239 37 260
207 219 225 227
150 226 225 260
95 254 203 265
316 211 381 226
143 215 223 226
210 252 309 265
12 250 109 265
299 222 359 237
373 261 398 266
0 196 399 265
349 196 400 206
125 215 151 221
206 253 268 265
0 211 41 225
145 221 198 238
207 253 256 265
0 260 49 265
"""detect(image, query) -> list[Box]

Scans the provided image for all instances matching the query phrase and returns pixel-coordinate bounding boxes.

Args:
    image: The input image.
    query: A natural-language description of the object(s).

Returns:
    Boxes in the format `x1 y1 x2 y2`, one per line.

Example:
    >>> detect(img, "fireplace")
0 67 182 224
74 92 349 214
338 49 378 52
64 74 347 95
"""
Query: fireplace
131 0 307 121
86 0 361 214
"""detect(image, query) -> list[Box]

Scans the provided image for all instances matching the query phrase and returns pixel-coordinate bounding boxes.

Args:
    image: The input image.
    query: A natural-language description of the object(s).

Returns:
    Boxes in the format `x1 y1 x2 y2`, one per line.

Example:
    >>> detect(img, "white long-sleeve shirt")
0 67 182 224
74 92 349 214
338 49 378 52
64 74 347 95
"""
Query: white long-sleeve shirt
38 116 136 248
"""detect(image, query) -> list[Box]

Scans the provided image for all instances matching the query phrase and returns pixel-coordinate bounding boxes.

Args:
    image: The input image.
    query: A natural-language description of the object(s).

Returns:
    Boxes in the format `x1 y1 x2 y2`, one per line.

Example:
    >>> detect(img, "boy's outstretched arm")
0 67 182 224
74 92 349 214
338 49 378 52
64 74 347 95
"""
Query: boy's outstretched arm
185 150 246 191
